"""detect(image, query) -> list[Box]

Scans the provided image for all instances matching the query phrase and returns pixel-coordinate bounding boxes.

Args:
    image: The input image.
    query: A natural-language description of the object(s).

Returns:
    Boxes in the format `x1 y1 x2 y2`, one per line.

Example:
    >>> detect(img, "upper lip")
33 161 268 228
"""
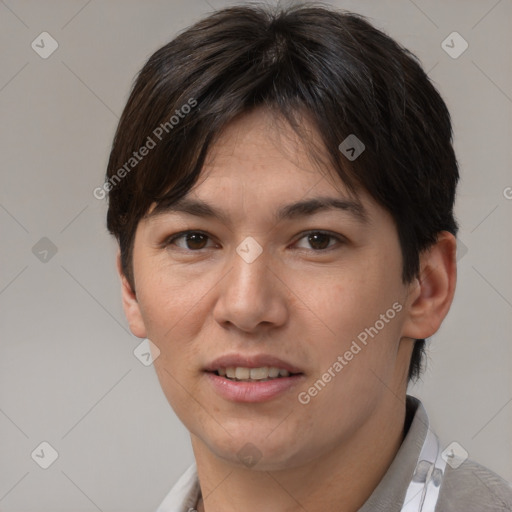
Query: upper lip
204 354 303 374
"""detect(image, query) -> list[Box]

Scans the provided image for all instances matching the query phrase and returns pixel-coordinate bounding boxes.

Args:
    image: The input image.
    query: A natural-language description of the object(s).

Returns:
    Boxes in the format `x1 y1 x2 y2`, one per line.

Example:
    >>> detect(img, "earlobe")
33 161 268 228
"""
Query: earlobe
116 251 147 339
402 232 457 340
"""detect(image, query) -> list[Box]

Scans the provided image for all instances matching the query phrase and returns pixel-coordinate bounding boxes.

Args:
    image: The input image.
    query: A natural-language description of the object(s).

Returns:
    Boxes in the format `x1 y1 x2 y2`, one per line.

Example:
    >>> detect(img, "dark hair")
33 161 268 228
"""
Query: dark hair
105 2 459 383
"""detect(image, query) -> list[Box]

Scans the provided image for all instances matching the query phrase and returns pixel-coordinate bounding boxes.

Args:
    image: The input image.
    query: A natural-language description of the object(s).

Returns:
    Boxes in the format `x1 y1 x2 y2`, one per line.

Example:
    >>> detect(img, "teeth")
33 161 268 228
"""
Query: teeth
217 366 294 381
268 367 280 378
235 367 250 380
250 367 269 380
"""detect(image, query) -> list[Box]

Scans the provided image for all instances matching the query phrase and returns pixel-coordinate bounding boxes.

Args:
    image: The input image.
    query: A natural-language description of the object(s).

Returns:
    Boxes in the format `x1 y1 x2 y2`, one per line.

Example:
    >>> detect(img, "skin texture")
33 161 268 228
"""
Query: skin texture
118 108 457 512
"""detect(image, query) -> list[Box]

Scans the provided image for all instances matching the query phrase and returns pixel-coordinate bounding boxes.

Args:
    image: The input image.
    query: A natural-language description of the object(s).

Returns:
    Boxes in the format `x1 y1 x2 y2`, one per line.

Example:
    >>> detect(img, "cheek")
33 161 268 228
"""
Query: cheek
300 270 393 339
294 258 406 380
135 263 207 339
151 356 205 435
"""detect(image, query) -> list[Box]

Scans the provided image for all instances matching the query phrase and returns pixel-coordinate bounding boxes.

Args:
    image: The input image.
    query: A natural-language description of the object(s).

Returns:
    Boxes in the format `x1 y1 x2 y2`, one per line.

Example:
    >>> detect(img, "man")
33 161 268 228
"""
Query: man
104 3 512 511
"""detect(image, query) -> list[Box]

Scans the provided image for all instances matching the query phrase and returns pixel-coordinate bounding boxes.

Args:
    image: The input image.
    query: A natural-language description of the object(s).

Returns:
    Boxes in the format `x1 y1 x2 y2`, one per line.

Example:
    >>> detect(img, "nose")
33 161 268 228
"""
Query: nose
212 244 289 334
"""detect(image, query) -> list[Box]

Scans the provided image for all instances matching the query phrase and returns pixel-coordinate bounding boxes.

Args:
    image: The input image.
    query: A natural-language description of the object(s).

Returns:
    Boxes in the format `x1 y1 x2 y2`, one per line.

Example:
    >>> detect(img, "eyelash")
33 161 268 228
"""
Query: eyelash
162 230 346 253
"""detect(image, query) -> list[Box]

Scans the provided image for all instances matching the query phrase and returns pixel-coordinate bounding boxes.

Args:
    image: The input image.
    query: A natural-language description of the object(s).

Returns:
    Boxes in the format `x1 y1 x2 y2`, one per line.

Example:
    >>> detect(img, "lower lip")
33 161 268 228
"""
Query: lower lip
205 372 305 403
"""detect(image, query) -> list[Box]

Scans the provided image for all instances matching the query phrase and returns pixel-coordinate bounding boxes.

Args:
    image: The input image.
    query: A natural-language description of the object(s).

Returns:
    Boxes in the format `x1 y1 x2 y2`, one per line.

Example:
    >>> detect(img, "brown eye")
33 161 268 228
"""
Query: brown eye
166 231 214 250
307 233 331 250
184 233 209 250
294 231 343 251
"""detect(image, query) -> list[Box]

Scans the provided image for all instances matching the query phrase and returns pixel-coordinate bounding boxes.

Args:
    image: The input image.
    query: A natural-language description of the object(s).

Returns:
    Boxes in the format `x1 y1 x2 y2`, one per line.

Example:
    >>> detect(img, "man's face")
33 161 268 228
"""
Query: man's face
124 108 418 470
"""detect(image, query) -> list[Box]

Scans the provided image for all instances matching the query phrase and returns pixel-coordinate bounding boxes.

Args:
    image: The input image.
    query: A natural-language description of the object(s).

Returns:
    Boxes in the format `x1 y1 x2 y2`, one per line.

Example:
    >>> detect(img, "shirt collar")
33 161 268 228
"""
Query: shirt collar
357 395 429 512
155 462 200 512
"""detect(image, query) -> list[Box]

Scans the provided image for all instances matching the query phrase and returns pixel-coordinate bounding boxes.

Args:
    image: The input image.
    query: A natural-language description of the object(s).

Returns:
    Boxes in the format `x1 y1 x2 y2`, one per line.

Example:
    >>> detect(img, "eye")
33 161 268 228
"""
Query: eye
293 231 345 251
163 230 345 253
164 231 217 251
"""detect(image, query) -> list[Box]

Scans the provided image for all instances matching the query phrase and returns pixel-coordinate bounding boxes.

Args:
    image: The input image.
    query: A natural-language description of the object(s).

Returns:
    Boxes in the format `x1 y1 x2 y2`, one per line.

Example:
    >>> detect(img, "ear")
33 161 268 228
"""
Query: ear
402 231 457 340
116 250 147 339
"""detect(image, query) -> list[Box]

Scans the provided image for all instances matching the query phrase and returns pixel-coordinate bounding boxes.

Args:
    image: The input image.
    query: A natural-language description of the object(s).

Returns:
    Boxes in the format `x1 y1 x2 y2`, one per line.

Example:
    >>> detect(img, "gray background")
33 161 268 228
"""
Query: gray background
0 0 511 510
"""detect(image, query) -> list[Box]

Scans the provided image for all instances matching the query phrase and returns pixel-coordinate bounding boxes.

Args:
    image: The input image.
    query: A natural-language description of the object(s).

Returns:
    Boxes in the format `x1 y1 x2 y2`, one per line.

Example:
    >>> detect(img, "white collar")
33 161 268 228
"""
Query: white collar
155 462 200 512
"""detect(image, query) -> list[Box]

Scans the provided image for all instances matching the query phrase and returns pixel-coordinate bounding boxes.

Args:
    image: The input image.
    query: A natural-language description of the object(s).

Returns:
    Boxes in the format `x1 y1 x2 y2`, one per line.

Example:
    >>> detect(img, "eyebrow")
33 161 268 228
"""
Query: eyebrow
147 195 368 224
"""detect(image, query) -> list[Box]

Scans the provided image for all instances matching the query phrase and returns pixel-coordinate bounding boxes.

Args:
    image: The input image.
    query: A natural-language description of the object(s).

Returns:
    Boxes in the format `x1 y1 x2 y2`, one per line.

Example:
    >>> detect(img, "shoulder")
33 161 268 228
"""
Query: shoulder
436 458 512 511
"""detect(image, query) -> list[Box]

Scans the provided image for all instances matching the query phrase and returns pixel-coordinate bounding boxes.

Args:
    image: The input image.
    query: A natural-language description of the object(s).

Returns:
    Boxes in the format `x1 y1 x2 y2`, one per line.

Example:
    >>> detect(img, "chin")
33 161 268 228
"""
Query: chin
200 427 310 471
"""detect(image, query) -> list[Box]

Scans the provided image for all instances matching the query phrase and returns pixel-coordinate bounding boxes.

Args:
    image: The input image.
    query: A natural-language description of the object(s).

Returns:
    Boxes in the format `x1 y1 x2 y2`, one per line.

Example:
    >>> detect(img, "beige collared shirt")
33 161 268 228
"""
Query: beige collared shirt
155 395 512 512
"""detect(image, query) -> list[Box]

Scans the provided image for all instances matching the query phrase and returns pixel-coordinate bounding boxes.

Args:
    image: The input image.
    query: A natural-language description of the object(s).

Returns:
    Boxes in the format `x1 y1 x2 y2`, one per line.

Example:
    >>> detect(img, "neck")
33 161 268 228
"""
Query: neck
192 394 407 512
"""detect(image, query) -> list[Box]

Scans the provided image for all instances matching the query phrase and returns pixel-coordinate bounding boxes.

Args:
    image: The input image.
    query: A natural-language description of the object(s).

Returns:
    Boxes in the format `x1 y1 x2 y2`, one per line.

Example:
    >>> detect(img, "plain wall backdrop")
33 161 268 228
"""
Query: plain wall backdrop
0 0 511 510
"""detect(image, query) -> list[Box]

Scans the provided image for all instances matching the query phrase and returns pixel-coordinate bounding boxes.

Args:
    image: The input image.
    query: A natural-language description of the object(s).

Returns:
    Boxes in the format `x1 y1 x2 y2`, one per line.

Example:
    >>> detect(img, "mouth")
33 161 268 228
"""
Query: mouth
209 366 302 382
203 354 305 402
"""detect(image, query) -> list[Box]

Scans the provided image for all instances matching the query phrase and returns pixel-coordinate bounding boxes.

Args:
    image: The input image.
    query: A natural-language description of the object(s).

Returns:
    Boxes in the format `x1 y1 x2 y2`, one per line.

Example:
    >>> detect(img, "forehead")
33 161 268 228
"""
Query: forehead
194 108 354 201
145 108 387 228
